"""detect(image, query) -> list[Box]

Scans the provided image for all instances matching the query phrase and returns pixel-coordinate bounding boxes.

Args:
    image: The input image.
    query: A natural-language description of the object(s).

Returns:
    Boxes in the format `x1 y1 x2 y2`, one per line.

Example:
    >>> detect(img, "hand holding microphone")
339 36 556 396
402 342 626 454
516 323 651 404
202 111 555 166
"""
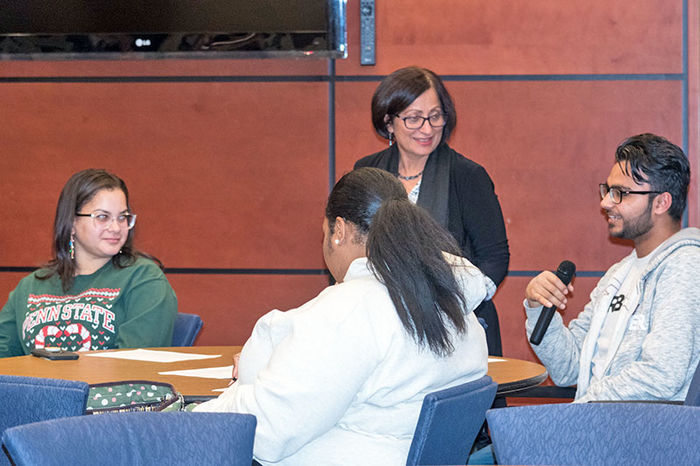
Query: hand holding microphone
528 260 576 345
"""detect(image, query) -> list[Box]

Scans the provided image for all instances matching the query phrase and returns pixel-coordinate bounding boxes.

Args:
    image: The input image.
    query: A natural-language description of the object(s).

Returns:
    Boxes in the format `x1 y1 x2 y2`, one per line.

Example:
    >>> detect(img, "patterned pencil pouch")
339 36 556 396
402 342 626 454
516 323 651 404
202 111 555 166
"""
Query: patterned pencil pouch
86 380 184 414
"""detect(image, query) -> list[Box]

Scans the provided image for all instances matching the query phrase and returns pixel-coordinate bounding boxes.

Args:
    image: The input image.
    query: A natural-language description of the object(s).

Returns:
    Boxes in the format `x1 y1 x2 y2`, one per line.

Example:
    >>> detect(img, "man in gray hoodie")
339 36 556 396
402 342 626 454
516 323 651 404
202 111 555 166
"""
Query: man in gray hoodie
524 133 699 402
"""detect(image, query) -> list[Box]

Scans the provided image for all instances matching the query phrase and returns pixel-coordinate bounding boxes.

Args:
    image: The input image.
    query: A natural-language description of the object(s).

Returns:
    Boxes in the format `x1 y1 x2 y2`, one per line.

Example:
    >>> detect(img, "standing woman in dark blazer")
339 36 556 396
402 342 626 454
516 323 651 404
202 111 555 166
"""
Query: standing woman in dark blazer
355 66 509 355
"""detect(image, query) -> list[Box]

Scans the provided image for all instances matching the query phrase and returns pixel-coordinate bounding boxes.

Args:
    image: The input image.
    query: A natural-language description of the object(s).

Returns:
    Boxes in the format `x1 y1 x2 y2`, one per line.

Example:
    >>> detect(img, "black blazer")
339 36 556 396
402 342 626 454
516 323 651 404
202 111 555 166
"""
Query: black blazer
355 143 510 355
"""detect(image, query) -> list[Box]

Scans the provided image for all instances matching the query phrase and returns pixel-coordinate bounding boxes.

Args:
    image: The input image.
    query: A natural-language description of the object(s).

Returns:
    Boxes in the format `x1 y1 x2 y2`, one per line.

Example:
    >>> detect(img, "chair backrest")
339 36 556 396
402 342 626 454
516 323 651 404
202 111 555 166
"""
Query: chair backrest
405 375 498 466
172 312 204 346
0 375 89 465
3 411 257 466
487 403 700 465
684 359 700 406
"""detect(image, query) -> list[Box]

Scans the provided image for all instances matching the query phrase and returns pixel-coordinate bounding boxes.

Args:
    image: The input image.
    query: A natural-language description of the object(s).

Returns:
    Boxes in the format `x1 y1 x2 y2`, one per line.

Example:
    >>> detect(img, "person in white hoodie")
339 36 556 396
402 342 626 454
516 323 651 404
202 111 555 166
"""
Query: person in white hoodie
524 133 700 402
196 167 493 465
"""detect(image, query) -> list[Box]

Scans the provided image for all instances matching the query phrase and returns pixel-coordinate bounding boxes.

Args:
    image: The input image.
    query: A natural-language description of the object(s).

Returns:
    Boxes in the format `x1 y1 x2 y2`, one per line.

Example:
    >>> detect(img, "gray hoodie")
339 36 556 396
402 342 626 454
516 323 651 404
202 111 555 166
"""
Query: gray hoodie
525 228 700 402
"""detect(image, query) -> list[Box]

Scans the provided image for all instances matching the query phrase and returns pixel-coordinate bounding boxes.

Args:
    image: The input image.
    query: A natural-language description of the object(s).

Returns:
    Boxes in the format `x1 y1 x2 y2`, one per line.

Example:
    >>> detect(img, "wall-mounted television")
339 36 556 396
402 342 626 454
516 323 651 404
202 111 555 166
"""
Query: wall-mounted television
0 0 346 60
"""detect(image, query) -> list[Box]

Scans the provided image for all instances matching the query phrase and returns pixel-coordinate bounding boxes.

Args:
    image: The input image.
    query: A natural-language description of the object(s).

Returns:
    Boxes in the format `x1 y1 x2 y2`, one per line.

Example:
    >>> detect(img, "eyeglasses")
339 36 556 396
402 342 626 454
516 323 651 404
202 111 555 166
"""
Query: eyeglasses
75 212 137 230
599 183 662 204
393 112 447 130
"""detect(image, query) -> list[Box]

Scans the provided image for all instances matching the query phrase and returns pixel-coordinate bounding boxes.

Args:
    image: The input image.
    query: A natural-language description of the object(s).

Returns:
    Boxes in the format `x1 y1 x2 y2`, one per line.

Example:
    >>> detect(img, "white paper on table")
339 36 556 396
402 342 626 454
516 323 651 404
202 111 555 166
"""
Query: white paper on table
159 365 234 380
487 357 506 363
84 349 222 363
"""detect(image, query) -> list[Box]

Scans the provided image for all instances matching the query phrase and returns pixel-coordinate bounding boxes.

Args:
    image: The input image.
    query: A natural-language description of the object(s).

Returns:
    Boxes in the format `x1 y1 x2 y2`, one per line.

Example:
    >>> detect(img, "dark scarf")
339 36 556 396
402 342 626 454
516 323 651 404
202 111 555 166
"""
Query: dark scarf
369 143 452 229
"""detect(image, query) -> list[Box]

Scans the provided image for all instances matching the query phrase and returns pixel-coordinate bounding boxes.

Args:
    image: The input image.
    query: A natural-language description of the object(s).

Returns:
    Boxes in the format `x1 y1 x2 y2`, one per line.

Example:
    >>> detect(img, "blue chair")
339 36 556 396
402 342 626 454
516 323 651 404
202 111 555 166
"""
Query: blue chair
172 312 203 346
487 403 700 465
0 375 88 465
3 411 256 466
406 375 498 466
684 360 700 406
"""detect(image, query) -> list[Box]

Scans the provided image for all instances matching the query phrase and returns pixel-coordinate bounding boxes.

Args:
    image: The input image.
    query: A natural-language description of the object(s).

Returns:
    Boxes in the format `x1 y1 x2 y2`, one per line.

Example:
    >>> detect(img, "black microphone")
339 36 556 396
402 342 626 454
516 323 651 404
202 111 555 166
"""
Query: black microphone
529 260 576 345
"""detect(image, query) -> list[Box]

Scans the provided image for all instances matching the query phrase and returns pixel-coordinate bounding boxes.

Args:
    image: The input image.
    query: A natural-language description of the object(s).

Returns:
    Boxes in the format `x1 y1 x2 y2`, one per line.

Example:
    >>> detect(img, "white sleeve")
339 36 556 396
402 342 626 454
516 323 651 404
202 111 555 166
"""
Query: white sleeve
445 252 492 308
195 287 383 463
236 309 291 385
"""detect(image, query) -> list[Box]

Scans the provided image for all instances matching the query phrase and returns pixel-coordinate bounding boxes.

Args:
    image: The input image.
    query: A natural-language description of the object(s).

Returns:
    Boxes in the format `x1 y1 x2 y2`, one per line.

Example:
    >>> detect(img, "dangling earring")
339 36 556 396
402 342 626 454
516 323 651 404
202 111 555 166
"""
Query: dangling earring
388 133 395 146
69 236 75 260
334 239 340 245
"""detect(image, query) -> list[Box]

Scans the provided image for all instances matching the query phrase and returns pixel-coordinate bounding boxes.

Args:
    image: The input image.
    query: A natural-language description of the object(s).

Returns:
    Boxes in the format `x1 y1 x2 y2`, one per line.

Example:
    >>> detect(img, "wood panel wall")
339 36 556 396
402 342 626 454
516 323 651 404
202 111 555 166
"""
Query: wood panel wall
1 0 697 363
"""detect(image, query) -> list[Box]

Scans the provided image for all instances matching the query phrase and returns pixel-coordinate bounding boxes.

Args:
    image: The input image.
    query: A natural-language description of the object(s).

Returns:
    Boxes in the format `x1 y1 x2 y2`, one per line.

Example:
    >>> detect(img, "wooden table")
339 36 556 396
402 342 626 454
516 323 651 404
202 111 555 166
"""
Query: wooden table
0 346 237 399
488 357 548 395
0 347 546 399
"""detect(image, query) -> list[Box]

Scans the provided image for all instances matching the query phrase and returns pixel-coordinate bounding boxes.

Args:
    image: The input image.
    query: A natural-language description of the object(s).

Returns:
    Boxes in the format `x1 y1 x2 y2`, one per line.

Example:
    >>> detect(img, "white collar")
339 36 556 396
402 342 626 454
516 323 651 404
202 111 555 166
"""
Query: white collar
342 257 373 282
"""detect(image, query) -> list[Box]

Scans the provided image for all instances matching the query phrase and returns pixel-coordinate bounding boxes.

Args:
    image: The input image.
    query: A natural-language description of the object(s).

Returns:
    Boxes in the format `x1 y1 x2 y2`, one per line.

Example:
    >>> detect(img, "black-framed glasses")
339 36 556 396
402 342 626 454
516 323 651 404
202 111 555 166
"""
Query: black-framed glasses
599 183 662 204
75 211 137 230
393 112 447 130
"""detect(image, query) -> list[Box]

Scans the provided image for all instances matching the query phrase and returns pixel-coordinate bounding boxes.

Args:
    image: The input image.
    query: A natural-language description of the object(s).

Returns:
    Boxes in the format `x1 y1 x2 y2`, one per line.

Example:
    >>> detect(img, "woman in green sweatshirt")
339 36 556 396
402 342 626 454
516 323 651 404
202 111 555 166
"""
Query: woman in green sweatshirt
0 169 177 357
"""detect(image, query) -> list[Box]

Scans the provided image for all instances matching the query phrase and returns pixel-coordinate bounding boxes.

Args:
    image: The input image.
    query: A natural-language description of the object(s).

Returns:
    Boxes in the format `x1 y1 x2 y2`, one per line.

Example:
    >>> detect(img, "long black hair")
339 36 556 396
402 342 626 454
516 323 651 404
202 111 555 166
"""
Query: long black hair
326 168 469 356
37 169 158 291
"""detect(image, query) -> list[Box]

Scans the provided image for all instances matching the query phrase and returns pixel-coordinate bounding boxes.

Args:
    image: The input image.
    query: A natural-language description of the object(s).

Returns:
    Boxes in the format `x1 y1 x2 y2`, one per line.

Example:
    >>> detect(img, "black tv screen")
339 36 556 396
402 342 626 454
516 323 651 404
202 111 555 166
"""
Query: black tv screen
0 0 347 59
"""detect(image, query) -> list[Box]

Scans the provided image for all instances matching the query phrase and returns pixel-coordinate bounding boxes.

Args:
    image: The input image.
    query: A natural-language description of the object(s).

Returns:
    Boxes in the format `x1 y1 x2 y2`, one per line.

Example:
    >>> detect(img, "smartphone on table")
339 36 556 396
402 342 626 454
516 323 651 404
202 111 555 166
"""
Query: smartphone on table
31 348 79 360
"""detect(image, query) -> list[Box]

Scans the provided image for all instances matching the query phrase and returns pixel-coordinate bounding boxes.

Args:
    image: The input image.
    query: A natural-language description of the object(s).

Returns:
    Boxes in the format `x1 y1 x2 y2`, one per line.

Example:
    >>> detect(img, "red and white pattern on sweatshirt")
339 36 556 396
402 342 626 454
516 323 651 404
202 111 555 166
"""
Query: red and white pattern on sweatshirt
21 288 120 351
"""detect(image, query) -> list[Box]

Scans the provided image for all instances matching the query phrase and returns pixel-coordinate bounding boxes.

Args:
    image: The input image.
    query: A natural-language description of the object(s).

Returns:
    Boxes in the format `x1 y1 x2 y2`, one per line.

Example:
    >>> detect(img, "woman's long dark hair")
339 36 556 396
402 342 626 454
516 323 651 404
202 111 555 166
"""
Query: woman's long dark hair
37 169 159 291
326 168 469 356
